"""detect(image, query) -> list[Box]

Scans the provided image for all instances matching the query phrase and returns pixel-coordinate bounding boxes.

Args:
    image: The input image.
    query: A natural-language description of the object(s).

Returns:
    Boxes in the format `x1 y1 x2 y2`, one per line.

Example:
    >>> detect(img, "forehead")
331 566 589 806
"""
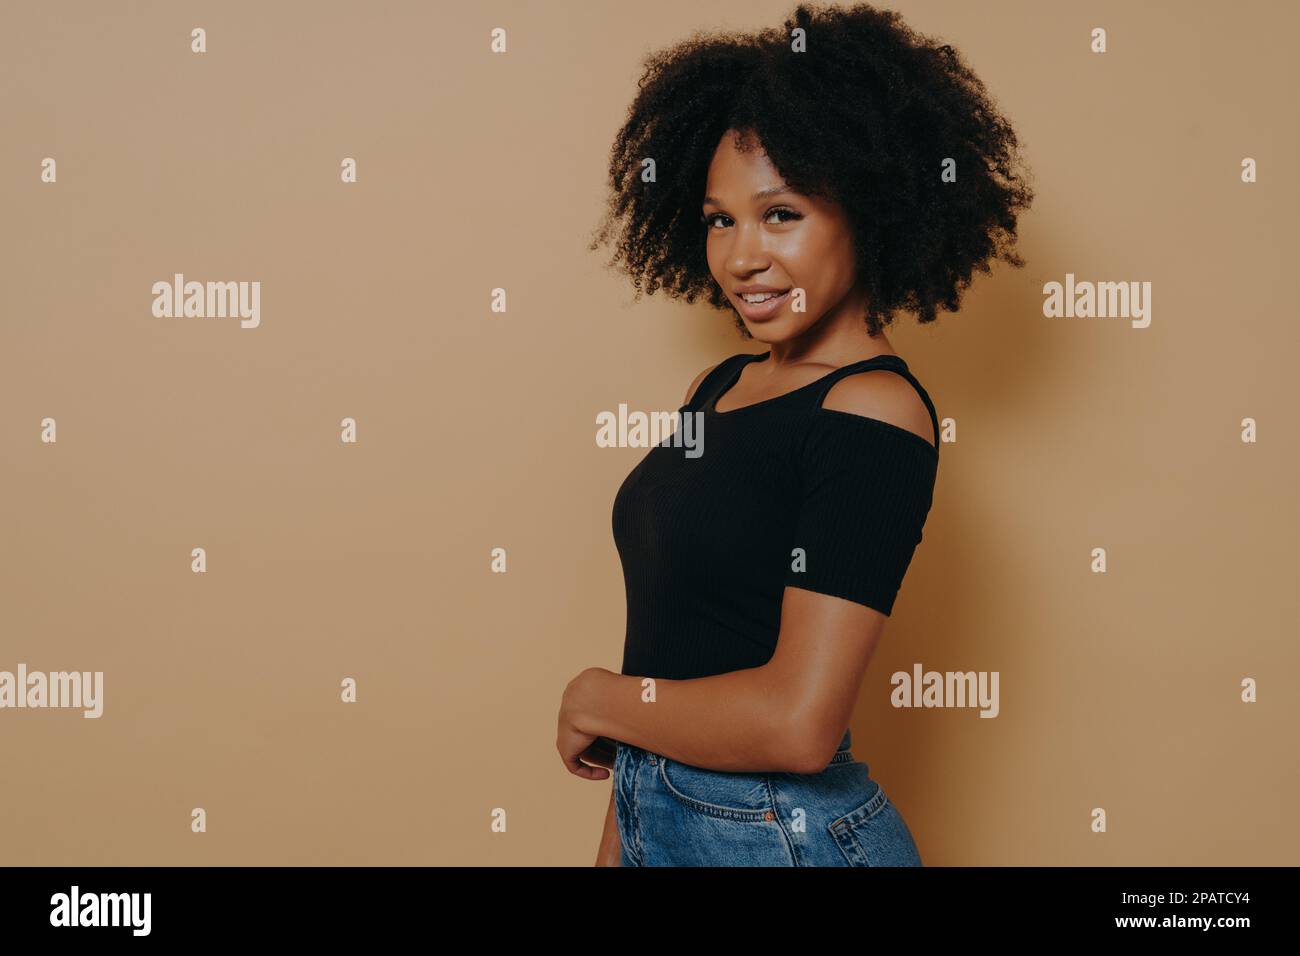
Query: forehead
703 130 786 197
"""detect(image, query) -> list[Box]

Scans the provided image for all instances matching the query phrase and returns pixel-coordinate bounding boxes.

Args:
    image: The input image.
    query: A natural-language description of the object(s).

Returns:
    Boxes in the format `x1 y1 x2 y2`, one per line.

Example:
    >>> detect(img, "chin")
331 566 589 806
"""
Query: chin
746 317 802 341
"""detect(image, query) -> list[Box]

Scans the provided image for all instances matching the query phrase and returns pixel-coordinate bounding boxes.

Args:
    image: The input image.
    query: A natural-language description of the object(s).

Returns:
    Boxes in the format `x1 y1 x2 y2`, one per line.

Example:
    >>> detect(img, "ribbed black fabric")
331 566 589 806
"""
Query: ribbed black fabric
613 351 940 681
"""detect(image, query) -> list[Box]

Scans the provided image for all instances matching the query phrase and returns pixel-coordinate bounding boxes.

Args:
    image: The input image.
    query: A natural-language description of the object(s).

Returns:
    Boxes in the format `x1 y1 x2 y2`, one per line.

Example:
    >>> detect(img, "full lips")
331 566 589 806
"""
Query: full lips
736 288 791 320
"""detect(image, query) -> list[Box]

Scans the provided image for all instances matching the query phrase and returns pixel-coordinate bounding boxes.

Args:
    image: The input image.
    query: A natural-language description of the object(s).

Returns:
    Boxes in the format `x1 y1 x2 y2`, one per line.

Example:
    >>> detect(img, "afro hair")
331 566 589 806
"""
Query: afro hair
589 1 1035 336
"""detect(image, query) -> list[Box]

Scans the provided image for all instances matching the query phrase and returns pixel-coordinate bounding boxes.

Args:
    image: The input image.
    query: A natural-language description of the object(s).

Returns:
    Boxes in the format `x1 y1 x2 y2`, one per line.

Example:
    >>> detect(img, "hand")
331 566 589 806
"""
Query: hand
558 668 616 780
582 735 619 771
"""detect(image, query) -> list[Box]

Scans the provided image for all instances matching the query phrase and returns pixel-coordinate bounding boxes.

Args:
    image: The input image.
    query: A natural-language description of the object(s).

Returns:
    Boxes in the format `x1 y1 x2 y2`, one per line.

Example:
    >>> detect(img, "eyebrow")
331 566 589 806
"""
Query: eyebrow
701 185 796 207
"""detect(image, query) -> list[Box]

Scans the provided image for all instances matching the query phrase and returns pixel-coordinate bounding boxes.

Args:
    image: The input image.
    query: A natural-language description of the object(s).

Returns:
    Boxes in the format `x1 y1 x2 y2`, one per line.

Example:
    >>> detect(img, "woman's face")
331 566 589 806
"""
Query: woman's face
701 129 862 342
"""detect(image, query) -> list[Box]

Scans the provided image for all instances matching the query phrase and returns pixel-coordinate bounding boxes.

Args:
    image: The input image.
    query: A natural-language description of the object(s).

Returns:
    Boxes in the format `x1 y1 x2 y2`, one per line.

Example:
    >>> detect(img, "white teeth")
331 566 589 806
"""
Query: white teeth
741 291 786 303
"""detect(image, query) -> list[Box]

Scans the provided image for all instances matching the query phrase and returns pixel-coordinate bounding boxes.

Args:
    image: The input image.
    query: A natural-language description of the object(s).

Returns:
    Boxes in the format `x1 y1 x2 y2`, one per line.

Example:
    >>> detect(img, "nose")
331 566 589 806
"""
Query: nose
724 219 772 278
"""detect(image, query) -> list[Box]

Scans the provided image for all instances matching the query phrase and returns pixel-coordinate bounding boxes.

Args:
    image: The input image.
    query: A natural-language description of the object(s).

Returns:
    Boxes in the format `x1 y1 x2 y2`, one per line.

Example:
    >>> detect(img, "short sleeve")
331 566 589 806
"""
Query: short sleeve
783 410 939 615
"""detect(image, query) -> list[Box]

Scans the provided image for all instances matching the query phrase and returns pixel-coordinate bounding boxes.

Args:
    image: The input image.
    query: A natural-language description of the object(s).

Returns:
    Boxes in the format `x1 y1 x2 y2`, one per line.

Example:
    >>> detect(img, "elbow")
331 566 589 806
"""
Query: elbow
769 707 842 775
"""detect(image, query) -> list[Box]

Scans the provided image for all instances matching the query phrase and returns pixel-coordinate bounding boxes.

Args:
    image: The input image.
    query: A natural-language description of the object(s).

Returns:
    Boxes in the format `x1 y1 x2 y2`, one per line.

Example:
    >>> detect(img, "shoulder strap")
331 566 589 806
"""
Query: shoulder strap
810 355 940 451
687 353 761 411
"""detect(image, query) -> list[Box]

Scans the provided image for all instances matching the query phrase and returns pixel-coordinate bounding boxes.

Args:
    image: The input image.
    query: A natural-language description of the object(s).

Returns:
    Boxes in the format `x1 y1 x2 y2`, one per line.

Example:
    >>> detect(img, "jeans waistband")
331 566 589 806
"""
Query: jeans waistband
619 727 853 762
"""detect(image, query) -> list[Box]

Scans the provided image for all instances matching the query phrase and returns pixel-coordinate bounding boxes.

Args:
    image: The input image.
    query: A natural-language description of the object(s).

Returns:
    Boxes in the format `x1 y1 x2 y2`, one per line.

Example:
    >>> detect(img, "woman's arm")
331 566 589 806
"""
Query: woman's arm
594 791 622 866
563 586 888 775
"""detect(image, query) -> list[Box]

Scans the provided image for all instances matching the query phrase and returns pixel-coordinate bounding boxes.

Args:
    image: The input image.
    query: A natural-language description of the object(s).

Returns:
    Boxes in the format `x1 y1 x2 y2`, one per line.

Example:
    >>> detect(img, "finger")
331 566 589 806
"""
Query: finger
560 746 601 777
579 747 616 770
565 758 611 780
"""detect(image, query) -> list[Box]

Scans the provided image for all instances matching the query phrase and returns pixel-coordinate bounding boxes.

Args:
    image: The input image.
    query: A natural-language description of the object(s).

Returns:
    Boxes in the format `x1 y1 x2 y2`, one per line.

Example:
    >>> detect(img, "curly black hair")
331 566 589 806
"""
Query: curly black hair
589 1 1034 337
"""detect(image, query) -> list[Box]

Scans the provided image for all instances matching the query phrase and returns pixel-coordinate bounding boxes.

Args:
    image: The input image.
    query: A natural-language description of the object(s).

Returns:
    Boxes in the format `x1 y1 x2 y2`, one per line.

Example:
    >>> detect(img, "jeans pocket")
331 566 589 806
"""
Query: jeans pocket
657 758 775 821
826 783 922 866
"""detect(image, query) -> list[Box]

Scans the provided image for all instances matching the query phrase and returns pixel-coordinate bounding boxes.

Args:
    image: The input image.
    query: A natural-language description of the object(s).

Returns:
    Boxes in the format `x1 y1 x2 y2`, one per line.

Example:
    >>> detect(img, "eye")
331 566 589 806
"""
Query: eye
765 206 802 224
700 207 802 230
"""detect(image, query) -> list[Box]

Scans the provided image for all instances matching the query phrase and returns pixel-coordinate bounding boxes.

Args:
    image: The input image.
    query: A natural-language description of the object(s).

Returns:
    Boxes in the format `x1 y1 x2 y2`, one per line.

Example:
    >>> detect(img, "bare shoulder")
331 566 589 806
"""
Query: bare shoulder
683 360 723 407
821 368 936 448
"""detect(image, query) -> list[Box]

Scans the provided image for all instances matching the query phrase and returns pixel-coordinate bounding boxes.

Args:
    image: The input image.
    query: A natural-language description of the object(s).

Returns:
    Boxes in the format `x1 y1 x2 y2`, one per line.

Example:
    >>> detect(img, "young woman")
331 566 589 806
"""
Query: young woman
559 2 1032 866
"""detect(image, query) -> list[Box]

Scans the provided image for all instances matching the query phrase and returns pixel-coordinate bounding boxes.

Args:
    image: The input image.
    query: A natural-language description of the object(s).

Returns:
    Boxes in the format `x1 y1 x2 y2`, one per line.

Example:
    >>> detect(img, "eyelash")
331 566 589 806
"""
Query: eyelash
700 207 802 230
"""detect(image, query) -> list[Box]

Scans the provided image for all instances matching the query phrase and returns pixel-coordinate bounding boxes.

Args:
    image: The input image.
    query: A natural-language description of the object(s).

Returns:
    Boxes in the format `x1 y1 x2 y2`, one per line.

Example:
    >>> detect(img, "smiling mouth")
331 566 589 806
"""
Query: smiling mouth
738 290 791 303
735 288 792 319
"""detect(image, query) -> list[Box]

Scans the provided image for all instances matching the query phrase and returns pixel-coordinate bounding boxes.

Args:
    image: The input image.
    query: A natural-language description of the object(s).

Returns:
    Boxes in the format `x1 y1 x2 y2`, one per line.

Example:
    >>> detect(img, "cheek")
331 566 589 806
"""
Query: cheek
787 232 851 290
704 241 726 285
802 243 855 304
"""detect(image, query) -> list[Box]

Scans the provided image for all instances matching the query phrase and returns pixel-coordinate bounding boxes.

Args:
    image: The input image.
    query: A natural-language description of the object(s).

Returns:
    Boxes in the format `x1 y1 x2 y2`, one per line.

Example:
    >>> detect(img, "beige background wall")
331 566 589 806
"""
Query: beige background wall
1 0 1295 865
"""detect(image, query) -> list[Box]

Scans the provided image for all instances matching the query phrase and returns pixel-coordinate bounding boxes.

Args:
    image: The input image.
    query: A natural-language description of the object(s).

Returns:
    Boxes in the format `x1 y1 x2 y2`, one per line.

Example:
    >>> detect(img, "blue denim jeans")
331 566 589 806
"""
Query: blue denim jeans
614 728 923 866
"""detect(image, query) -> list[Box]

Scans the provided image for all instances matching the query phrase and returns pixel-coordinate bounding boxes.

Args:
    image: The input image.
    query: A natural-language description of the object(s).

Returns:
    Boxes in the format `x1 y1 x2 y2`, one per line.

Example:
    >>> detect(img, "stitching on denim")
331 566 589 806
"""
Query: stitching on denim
764 776 801 866
657 759 773 821
825 788 887 867
628 751 645 865
828 786 889 833
829 822 869 867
